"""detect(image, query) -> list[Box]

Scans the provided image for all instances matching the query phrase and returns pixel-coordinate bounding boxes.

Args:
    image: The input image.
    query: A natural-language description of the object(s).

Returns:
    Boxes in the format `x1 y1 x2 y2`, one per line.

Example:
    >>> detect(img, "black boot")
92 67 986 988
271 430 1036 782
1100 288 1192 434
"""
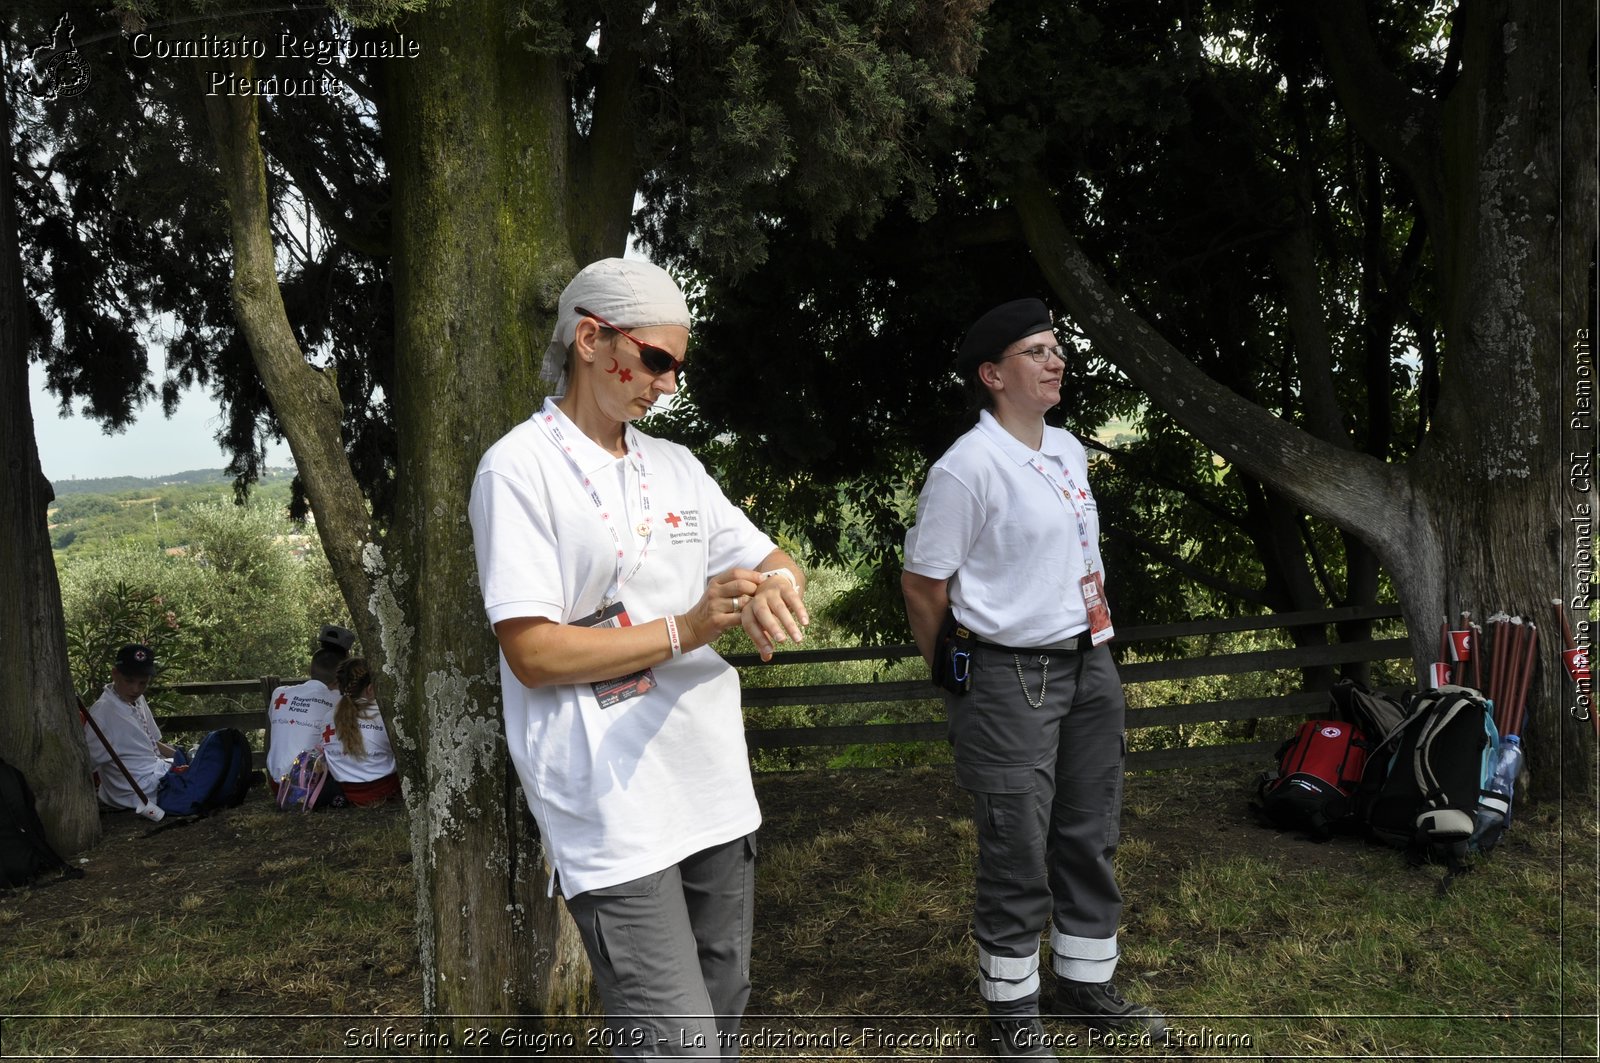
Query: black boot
987 1014 1056 1060
1052 979 1165 1037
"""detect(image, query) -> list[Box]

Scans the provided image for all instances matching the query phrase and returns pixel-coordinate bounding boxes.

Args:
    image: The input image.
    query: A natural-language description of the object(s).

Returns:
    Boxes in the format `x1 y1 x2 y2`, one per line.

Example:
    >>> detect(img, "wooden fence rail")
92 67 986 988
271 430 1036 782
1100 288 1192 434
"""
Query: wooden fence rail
156 605 1409 774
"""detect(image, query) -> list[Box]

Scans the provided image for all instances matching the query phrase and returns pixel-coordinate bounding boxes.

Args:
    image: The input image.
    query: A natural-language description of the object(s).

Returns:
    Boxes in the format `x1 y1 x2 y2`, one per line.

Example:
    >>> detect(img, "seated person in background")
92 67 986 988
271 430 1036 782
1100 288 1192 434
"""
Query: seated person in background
264 624 355 795
83 643 252 816
323 657 401 806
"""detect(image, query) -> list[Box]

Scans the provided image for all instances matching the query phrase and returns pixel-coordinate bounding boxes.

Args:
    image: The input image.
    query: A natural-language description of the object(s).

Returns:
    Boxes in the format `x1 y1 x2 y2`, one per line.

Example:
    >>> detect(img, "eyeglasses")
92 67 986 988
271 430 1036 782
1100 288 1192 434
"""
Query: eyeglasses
575 306 686 377
999 345 1067 365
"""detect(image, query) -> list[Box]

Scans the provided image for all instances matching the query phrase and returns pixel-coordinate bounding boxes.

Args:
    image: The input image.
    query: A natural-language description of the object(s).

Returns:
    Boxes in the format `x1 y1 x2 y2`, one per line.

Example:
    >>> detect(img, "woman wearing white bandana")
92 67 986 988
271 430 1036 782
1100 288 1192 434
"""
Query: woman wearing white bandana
469 258 807 1059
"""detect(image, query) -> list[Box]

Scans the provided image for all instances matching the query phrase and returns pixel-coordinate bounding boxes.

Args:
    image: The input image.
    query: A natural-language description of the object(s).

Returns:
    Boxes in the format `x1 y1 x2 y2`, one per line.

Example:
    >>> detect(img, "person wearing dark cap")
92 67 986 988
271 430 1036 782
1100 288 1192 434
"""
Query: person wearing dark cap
901 299 1162 1056
469 257 809 1058
82 644 175 811
264 624 355 797
318 624 357 655
82 644 254 816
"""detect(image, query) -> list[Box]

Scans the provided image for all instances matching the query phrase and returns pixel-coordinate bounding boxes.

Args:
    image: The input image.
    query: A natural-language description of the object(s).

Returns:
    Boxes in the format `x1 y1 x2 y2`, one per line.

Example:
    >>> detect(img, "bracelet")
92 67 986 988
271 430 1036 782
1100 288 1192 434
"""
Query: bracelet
665 614 683 659
760 568 798 590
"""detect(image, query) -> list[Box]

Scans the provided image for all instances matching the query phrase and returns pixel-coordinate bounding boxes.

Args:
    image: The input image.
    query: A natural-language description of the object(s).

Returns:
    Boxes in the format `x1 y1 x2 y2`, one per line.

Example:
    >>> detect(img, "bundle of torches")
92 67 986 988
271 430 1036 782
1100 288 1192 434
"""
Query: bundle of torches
1435 601 1594 737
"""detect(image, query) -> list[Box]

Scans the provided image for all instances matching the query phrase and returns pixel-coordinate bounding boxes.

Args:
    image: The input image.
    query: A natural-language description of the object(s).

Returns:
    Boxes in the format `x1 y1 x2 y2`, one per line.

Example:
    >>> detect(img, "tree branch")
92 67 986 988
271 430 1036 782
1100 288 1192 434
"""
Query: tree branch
1307 0 1446 237
1270 207 1348 446
196 57 379 658
259 106 390 258
567 30 641 263
1012 172 1415 562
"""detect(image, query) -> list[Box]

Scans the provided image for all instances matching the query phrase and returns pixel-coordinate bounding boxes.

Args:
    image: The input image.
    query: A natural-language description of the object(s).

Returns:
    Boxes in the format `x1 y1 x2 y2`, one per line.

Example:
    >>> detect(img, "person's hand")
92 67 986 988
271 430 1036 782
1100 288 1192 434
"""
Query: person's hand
682 568 764 650
740 569 809 661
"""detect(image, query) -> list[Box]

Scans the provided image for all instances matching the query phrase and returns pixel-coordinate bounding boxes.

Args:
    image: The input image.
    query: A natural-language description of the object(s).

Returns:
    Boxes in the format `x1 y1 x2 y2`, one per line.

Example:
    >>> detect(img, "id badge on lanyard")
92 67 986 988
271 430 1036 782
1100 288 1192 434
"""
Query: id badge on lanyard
1030 455 1115 645
572 601 657 709
1080 570 1114 646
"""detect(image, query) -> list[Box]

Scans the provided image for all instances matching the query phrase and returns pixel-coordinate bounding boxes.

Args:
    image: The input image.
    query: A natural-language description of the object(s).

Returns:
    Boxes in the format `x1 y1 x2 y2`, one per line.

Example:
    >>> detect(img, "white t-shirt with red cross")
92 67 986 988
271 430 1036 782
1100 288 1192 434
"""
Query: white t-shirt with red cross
469 398 773 898
322 700 396 783
264 679 339 782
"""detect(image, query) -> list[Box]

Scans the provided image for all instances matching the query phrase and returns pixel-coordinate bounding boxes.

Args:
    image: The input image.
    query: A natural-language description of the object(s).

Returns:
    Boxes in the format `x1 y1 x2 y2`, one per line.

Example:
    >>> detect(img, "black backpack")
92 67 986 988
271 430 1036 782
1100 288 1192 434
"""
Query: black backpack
1328 679 1409 743
0 756 83 889
1362 685 1498 875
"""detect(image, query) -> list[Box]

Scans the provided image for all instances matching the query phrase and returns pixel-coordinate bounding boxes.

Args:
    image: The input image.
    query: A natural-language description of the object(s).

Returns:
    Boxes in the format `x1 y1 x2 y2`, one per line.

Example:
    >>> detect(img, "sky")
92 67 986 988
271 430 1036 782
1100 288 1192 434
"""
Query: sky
28 356 293 484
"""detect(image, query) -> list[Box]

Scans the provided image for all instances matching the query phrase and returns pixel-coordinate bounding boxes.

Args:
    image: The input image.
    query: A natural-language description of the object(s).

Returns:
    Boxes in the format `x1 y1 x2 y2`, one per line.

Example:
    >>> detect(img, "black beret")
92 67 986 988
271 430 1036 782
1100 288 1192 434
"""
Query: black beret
956 298 1054 376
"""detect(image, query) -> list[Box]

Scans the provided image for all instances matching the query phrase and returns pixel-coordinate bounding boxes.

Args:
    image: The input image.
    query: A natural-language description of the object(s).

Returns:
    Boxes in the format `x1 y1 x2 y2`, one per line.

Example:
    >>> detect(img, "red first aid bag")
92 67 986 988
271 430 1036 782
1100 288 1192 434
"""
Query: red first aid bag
1254 720 1369 838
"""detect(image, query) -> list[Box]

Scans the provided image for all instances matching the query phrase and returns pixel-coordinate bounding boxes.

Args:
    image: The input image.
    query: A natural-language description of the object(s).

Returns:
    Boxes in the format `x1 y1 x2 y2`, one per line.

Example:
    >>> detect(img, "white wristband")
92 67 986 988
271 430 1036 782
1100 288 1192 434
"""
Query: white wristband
665 614 682 659
760 568 798 590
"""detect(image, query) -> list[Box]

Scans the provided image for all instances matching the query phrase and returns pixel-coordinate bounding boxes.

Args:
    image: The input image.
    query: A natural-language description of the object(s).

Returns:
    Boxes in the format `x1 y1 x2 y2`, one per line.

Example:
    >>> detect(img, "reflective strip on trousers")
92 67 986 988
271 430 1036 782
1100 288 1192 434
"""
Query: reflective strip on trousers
1049 927 1119 983
979 945 1040 1002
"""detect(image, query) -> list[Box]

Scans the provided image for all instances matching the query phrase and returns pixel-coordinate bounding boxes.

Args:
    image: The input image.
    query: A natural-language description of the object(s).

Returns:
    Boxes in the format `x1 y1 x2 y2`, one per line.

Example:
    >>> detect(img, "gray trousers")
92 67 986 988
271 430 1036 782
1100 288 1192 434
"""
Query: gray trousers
564 834 757 1060
948 642 1126 1014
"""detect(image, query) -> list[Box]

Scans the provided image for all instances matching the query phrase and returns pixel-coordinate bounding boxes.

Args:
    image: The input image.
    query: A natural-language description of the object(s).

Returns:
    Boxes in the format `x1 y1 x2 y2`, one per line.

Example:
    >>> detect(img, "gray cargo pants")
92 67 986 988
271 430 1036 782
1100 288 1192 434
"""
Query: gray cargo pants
948 641 1126 1014
564 834 757 1059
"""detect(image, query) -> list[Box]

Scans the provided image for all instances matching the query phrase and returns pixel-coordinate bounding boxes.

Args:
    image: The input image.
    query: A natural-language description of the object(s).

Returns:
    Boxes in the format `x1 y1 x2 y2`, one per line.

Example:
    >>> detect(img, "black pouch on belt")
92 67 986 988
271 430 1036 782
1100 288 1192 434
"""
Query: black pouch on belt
930 612 973 695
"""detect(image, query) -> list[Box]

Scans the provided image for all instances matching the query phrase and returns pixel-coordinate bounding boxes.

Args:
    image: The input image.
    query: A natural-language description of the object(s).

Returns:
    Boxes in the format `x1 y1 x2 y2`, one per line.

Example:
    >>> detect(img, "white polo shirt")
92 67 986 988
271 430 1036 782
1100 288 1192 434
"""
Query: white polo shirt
264 679 339 782
904 410 1107 647
468 398 772 897
323 701 396 783
83 684 171 809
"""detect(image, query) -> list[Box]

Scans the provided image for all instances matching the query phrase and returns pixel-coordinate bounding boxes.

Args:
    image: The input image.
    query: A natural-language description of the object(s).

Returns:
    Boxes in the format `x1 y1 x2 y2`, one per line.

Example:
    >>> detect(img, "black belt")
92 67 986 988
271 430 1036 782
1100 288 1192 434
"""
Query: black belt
971 631 1095 655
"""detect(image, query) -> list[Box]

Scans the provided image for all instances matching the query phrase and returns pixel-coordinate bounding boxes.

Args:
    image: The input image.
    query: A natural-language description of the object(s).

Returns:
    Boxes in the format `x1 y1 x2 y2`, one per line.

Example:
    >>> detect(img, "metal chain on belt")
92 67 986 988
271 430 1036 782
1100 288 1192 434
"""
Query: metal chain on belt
1014 653 1050 709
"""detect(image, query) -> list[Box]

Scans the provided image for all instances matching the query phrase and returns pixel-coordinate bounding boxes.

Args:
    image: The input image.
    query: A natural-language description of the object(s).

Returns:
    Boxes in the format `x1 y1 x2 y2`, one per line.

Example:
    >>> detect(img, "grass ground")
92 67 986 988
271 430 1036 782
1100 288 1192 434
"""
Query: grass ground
1 764 1594 1061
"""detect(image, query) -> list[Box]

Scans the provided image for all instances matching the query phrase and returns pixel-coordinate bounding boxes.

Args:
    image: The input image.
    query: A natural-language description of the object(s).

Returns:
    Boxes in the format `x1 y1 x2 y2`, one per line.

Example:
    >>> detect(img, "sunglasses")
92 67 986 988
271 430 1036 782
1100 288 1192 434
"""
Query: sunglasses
575 306 686 377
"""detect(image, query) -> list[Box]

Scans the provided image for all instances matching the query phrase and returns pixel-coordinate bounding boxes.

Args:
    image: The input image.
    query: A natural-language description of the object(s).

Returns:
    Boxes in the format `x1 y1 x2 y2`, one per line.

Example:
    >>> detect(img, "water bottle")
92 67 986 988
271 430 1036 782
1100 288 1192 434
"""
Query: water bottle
1472 735 1523 843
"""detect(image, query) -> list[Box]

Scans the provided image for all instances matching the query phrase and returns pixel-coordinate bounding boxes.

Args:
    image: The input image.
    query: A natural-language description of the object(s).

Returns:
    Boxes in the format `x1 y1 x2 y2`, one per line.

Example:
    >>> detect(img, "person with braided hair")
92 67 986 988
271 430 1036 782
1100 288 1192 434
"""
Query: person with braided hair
322 656 400 806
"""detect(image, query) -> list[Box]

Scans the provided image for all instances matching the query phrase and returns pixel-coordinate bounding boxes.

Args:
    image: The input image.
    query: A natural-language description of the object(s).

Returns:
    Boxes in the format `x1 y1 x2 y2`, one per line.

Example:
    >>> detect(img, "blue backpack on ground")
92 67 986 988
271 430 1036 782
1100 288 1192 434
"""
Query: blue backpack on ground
158 728 256 817
1361 685 1497 880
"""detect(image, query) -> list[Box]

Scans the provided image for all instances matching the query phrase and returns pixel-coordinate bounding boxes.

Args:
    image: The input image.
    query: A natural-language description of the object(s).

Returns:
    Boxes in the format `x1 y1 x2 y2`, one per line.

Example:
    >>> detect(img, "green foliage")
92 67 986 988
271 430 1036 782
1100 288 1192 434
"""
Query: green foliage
57 497 351 712
638 0 1455 643
63 579 204 709
50 468 248 496
47 473 298 561
640 0 986 277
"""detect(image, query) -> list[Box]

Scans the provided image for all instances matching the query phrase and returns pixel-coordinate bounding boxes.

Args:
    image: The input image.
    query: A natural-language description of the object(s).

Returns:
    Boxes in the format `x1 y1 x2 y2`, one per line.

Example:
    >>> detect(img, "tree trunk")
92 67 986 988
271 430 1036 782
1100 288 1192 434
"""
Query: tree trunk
1397 0 1596 800
0 67 99 854
381 1 593 1026
197 59 380 661
1014 0 1596 802
1319 0 1597 800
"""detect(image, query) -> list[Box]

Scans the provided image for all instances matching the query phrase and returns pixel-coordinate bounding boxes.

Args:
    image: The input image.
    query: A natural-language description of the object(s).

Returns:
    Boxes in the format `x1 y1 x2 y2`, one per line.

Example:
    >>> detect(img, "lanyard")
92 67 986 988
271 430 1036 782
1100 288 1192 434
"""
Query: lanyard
112 690 162 749
1026 455 1096 576
535 405 655 607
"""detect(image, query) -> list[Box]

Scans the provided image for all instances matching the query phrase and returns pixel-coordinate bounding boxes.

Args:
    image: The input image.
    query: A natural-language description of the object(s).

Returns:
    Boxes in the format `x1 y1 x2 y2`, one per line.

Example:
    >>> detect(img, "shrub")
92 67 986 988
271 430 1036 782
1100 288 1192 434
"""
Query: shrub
58 500 352 713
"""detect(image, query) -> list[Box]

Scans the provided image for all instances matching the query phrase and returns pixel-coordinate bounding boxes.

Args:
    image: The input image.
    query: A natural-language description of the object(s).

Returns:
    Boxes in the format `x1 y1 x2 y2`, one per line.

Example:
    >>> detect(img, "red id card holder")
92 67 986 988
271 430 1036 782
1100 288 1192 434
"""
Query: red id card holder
1079 571 1115 646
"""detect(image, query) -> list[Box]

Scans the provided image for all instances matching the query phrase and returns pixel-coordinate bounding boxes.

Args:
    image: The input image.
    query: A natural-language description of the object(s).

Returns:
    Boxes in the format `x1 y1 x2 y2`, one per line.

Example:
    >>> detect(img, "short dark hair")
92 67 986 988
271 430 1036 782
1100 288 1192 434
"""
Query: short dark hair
310 646 347 679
